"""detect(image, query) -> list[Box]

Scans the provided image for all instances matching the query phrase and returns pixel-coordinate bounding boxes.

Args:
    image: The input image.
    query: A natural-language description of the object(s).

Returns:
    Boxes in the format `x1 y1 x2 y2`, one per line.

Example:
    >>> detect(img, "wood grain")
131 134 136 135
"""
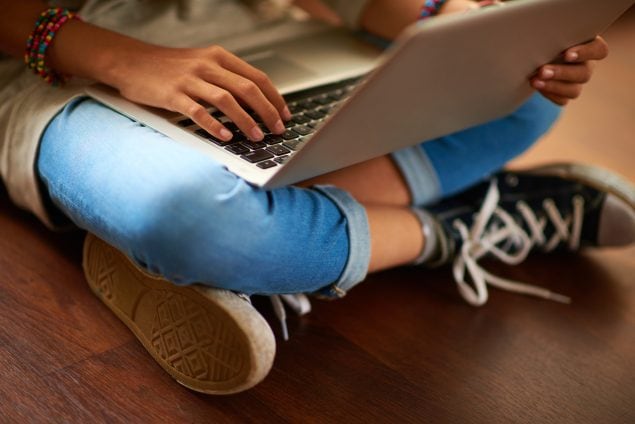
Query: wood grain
1 8 634 423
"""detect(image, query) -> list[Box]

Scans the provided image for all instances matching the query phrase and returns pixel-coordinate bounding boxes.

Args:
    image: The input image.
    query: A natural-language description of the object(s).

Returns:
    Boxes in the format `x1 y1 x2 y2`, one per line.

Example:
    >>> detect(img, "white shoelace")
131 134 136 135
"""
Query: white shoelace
270 294 312 340
250 179 583 334
237 293 311 340
452 179 584 306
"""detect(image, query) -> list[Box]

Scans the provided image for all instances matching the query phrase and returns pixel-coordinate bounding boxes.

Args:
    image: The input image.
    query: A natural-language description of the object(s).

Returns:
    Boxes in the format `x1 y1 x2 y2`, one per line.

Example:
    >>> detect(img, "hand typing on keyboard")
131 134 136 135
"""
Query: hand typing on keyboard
106 44 291 142
182 78 358 170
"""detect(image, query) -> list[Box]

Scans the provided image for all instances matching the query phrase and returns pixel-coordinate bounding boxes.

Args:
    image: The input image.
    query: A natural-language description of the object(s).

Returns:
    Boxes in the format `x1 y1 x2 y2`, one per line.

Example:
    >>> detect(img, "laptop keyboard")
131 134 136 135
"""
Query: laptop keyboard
175 77 360 169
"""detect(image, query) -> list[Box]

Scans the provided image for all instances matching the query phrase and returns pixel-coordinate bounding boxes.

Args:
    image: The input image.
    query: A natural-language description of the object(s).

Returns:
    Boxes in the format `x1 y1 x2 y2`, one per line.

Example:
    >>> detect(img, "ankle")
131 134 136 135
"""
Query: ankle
410 208 440 265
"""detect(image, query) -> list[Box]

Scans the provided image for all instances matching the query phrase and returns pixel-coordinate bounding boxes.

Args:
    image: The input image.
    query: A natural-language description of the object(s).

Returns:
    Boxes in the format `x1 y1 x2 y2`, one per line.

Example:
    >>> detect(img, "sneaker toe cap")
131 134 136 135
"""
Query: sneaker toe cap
597 193 635 247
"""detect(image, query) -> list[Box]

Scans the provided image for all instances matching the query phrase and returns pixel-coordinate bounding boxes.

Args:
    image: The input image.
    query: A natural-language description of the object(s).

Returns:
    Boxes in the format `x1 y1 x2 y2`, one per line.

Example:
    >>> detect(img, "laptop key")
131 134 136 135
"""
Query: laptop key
209 137 233 146
258 123 271 134
282 140 302 151
274 155 289 164
288 103 303 115
293 125 313 136
267 144 291 156
224 122 240 133
264 134 283 145
225 143 250 155
196 128 241 145
177 118 195 127
231 132 247 142
241 149 274 163
312 96 332 106
327 90 345 101
298 100 317 110
195 128 211 138
282 130 300 140
305 110 326 120
244 141 267 150
257 160 278 169
292 114 310 125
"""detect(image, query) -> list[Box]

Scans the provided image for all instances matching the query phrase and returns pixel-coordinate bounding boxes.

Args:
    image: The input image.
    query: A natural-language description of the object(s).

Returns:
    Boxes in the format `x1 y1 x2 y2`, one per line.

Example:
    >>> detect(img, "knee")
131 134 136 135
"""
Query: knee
127 164 281 289
510 92 562 142
476 93 562 160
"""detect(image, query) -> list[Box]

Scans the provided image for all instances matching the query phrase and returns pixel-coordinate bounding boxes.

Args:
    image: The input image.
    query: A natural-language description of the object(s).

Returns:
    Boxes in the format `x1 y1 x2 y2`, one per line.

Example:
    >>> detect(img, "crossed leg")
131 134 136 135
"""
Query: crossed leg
37 92 560 296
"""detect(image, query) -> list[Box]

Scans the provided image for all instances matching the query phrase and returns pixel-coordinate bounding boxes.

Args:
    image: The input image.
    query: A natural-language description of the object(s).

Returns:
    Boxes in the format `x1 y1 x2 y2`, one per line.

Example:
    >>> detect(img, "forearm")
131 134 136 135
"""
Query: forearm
359 0 423 40
360 0 481 40
291 0 430 40
46 21 157 87
0 0 153 87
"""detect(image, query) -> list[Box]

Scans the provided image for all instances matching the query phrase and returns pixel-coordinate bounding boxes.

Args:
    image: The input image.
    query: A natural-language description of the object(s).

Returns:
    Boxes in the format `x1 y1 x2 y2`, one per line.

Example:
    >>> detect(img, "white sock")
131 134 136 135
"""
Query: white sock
411 208 440 265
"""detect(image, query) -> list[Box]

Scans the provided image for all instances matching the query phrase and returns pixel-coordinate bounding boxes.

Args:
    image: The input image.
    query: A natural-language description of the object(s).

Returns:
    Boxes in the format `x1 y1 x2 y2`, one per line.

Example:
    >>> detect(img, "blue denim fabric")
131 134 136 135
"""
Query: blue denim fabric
37 98 369 296
360 30 562 207
37 91 559 295
391 92 561 205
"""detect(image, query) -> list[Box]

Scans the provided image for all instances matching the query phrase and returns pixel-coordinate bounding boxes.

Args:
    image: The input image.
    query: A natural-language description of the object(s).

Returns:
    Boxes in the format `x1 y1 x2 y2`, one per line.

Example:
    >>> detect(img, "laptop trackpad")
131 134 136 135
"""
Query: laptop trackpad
243 51 316 88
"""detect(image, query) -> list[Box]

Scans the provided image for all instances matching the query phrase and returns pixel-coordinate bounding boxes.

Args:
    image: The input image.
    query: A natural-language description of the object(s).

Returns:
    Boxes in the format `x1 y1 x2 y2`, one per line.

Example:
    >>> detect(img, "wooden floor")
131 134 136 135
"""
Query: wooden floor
1 9 634 423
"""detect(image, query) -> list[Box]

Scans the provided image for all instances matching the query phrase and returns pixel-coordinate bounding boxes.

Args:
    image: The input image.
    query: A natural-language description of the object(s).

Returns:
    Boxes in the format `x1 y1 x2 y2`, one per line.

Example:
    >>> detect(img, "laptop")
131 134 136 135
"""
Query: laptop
86 0 634 188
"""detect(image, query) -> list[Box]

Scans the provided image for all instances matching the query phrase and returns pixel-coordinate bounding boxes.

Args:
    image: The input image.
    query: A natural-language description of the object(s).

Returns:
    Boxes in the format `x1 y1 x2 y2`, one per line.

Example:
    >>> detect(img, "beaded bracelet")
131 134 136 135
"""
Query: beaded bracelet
24 8 81 86
419 0 448 20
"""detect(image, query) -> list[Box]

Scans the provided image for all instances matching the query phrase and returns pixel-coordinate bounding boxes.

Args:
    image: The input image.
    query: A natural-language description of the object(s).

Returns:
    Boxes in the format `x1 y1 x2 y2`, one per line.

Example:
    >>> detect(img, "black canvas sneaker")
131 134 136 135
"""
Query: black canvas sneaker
419 163 635 306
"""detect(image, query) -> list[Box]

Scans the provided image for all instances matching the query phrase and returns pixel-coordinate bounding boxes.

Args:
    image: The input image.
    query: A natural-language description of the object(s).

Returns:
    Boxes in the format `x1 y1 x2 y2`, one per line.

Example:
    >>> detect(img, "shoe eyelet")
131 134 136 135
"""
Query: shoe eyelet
572 194 585 208
505 174 519 187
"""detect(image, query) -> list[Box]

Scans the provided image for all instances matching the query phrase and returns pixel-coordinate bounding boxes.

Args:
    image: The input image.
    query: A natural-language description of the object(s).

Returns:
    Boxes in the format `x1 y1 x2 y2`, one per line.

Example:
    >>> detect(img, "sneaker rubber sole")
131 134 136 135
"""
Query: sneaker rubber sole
82 233 275 395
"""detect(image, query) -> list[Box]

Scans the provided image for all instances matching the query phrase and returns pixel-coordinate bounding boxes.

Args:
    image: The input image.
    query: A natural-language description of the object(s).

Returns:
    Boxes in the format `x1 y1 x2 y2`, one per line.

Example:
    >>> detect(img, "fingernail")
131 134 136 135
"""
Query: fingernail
251 126 264 141
533 80 546 89
282 106 292 121
542 68 555 79
220 128 233 141
566 51 578 62
274 120 285 134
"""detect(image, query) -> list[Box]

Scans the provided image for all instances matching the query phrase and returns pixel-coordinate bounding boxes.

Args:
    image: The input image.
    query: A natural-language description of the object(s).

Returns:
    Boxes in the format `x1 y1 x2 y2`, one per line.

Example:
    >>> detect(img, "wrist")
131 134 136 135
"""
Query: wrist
95 38 169 92
23 8 82 85
47 20 153 88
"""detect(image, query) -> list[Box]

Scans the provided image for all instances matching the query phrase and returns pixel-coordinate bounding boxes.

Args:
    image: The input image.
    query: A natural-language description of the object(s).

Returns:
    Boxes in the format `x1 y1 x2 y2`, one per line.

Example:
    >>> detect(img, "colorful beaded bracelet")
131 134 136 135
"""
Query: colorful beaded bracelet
419 0 448 20
24 8 81 86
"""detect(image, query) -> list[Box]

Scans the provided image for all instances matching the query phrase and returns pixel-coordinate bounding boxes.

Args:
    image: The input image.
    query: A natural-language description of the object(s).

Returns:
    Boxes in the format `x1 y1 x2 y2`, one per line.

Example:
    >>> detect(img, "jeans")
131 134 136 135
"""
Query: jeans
37 93 560 296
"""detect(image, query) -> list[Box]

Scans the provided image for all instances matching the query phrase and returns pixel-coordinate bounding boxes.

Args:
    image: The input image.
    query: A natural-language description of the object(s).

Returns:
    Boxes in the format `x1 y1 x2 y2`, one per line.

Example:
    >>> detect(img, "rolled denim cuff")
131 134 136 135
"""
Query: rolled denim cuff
311 185 370 299
391 145 442 207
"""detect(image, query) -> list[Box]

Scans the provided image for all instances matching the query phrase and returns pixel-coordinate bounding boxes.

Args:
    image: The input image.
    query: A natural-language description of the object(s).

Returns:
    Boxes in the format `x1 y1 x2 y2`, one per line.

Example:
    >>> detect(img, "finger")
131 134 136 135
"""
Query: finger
213 48 291 120
208 69 286 135
540 92 570 106
186 80 265 141
531 79 583 100
536 63 593 84
173 94 234 141
476 1 504 8
564 36 609 63
440 1 479 14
